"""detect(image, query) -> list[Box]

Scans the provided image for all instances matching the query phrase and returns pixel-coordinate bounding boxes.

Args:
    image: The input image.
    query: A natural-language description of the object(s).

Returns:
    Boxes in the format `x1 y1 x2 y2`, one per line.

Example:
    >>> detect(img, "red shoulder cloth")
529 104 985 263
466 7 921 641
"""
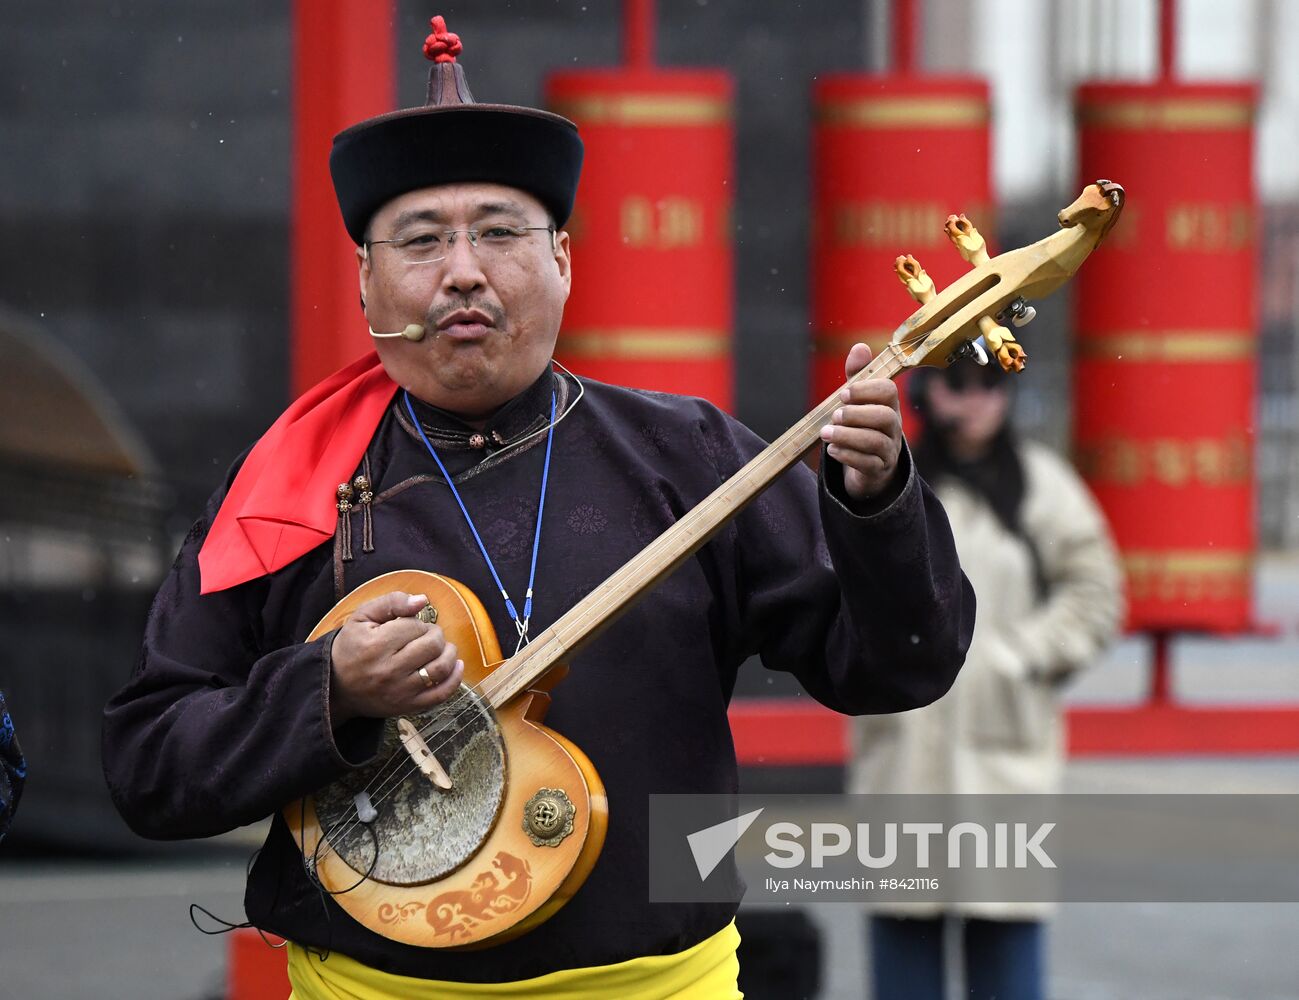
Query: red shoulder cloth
197 352 397 594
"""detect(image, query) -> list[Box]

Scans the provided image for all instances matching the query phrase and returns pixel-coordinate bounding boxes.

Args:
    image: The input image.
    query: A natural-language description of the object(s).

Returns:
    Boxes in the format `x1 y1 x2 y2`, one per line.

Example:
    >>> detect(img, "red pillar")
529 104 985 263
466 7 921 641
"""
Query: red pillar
291 0 396 397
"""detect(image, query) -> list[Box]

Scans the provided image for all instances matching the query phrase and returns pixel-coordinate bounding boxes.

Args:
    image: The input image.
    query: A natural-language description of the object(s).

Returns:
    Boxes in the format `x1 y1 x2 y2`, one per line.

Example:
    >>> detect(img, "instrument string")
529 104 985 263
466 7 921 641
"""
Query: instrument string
309 342 922 872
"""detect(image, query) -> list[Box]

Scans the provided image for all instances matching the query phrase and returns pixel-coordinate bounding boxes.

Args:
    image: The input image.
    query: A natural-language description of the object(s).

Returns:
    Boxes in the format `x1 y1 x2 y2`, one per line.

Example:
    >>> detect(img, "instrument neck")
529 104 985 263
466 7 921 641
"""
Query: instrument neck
484 343 908 708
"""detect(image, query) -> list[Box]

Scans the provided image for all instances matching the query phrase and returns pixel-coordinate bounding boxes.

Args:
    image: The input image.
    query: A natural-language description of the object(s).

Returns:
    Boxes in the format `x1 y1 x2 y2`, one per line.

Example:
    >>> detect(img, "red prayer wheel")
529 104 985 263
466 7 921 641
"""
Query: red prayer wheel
545 70 735 409
810 76 992 413
1071 82 1258 632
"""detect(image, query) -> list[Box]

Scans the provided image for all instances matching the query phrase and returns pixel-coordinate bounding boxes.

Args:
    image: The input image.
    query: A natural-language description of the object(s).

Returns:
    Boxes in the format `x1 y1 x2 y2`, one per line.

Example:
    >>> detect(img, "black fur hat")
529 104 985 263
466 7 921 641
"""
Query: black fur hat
329 17 584 245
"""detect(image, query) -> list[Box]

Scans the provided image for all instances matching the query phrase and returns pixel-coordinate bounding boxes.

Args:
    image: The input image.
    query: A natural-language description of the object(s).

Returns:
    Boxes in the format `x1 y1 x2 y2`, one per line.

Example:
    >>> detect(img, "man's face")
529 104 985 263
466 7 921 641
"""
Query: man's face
358 183 571 419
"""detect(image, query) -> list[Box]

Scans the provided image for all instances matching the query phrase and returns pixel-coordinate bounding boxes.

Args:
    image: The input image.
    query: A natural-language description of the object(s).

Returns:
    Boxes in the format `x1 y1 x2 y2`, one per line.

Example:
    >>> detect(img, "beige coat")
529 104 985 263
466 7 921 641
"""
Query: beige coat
849 441 1123 918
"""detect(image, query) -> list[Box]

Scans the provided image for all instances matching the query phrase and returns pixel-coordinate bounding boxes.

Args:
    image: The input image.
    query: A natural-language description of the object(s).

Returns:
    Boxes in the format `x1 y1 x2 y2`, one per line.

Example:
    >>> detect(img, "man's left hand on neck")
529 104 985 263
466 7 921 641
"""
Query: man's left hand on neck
819 343 904 502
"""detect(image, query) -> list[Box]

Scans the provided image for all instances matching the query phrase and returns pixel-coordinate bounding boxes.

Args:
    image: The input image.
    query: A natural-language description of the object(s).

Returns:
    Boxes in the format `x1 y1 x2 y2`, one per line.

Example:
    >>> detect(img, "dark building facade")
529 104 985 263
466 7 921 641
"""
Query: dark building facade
1 1 878 518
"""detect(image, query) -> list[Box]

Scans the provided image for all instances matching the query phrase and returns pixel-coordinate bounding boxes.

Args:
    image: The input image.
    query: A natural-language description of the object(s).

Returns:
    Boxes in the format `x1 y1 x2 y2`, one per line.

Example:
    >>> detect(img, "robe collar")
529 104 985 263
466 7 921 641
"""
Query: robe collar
397 367 560 454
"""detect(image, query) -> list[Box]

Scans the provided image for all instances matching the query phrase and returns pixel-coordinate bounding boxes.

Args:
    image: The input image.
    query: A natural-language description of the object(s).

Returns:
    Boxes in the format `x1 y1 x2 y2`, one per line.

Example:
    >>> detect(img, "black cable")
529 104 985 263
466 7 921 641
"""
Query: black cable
187 849 288 950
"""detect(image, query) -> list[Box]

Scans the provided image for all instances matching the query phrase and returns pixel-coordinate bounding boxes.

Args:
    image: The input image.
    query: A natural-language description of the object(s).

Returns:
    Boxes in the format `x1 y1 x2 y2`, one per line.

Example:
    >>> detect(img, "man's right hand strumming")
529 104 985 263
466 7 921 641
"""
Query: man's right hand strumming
328 591 465 726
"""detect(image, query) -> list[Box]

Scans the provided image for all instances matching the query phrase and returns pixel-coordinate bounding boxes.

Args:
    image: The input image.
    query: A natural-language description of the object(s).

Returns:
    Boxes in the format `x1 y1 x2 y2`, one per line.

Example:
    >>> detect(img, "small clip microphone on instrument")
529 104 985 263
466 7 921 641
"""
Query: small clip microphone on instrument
370 323 427 342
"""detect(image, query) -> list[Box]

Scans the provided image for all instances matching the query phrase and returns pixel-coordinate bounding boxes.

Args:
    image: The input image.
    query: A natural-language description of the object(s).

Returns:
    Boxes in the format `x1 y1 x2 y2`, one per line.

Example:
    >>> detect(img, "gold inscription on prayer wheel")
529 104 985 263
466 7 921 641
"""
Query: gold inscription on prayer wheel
1164 202 1254 252
1075 433 1250 488
829 200 993 250
619 195 705 249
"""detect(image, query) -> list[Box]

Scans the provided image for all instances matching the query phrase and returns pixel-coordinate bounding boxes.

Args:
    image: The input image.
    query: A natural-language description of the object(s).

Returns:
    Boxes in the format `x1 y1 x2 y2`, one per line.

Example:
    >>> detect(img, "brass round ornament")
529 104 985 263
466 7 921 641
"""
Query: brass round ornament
522 787 575 848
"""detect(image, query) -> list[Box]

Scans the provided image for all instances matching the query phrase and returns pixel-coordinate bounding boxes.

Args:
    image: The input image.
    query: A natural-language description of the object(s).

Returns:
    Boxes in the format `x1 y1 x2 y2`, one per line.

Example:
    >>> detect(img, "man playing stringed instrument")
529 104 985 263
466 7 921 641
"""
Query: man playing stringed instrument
102 17 974 998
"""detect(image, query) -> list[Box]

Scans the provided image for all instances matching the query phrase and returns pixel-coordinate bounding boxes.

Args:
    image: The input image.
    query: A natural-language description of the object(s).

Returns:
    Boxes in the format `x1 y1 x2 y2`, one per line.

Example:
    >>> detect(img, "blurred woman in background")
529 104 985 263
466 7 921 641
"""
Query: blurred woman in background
852 359 1123 1000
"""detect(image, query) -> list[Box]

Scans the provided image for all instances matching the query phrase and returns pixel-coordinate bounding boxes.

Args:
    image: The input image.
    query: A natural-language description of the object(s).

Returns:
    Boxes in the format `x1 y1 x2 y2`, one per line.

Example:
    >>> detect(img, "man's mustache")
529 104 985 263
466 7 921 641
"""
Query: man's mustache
427 298 506 329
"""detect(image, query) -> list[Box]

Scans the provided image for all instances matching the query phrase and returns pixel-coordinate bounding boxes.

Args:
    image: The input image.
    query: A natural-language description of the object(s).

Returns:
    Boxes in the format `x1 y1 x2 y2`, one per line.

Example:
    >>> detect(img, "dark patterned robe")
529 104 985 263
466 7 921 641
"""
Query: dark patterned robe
102 368 974 982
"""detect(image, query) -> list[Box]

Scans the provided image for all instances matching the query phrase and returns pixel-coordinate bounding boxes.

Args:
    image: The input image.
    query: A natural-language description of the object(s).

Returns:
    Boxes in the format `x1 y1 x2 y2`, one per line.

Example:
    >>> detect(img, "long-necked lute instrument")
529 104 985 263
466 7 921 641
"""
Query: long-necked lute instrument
286 181 1125 948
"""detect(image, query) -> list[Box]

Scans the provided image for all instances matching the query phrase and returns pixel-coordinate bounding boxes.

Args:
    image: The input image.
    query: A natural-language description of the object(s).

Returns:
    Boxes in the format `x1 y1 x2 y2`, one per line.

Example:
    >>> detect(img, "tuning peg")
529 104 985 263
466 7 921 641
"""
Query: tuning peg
953 339 991 366
978 316 1028 372
944 213 990 267
995 297 1037 329
894 254 935 304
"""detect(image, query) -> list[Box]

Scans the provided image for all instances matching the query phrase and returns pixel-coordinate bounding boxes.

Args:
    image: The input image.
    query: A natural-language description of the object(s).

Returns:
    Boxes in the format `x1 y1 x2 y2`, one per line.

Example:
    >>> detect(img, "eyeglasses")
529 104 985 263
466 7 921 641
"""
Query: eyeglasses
366 224 556 266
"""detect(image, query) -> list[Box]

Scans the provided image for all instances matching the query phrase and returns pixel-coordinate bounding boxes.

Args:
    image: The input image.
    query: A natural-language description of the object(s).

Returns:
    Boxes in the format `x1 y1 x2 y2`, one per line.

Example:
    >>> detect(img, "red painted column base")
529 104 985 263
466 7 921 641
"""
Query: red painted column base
727 698 1299 764
1067 703 1299 756
227 928 288 1000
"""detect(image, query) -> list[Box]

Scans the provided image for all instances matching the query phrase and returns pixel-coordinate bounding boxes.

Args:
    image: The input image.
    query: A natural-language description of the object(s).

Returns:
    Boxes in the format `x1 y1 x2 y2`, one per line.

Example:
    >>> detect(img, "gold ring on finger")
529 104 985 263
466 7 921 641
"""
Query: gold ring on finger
418 665 434 689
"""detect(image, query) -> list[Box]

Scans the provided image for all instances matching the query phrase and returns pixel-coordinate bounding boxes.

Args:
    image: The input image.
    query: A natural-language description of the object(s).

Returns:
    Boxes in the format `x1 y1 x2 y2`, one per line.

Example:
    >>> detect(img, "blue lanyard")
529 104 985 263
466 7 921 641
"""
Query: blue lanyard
403 389 557 651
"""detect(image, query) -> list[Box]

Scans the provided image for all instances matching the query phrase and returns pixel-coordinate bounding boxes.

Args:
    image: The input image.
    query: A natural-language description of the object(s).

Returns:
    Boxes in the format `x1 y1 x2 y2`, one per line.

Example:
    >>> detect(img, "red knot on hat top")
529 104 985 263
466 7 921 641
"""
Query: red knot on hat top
423 16 462 63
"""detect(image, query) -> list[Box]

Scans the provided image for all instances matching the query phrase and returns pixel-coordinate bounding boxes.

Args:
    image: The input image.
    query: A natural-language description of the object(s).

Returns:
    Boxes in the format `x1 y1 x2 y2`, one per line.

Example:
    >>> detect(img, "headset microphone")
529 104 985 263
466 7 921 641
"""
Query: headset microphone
369 323 427 342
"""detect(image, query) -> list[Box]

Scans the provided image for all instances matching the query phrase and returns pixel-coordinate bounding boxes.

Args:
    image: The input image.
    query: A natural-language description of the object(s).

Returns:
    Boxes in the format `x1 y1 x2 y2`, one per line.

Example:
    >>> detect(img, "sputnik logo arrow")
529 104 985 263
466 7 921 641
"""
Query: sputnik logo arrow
686 808 765 881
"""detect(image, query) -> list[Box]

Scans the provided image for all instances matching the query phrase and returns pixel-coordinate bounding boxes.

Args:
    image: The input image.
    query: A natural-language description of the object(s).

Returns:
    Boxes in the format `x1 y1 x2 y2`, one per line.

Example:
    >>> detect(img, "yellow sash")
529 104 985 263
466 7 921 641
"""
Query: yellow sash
286 920 742 999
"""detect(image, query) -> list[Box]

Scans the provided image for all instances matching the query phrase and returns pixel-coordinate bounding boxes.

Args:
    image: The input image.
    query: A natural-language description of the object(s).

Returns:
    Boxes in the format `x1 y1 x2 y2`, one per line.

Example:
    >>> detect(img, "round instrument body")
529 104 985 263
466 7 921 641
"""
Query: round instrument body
286 570 608 949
